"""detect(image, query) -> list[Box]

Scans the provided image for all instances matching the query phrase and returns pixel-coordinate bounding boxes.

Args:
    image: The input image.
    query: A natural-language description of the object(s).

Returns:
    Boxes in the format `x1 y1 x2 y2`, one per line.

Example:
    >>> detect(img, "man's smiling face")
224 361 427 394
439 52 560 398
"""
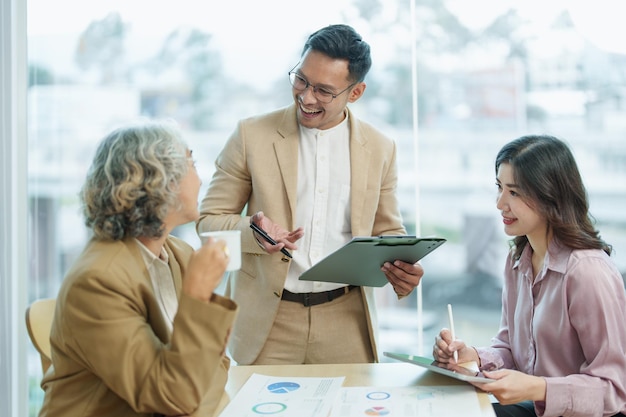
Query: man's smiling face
291 49 365 131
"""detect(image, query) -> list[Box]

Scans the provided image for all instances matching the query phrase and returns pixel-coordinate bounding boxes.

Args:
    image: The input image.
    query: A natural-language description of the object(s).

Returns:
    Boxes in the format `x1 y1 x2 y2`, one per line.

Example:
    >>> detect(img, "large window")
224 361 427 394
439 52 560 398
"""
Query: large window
24 0 626 415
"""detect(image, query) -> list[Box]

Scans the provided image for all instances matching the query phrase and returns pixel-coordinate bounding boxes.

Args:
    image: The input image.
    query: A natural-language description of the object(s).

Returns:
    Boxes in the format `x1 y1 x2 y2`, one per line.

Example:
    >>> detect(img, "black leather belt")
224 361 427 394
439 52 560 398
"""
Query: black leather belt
281 285 358 307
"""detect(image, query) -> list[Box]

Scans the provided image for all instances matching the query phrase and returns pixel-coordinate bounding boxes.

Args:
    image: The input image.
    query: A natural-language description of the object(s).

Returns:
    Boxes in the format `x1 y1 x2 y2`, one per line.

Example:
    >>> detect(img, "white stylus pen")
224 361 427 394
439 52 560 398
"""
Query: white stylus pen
447 303 458 363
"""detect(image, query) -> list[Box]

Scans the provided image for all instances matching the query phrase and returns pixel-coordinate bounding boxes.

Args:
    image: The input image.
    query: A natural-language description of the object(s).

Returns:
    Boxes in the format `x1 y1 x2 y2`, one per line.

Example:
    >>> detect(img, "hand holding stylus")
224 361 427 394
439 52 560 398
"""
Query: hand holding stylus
250 211 304 258
250 222 293 258
432 313 480 366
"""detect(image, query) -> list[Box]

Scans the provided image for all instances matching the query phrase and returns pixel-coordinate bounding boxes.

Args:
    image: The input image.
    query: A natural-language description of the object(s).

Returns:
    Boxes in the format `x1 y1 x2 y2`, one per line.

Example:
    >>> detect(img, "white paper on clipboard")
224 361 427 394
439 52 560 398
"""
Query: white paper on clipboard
298 236 446 287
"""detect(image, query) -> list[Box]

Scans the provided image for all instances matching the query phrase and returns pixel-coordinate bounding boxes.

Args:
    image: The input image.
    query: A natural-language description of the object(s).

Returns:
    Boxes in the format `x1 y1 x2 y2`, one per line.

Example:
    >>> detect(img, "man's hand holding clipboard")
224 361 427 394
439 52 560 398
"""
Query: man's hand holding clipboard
299 236 445 289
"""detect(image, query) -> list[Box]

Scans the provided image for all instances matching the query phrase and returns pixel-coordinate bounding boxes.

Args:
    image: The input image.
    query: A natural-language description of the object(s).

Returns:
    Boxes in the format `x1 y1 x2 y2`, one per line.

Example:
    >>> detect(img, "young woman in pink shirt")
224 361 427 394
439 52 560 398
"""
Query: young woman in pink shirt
434 135 626 417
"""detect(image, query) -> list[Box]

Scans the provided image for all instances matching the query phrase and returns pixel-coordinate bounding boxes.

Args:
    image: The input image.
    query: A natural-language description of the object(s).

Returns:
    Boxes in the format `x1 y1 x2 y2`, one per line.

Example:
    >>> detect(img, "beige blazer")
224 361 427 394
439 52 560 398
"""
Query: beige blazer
39 236 238 417
198 105 405 365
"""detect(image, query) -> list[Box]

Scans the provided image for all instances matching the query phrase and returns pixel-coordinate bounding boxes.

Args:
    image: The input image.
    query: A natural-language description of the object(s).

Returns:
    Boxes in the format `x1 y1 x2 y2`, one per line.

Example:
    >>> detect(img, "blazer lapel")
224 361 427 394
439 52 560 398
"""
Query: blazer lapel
348 109 372 237
164 241 183 297
274 106 300 227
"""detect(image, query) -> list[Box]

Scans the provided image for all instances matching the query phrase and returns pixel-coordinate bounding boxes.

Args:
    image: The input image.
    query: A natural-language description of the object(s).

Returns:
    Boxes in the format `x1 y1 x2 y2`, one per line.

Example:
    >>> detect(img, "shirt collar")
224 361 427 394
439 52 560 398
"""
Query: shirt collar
545 238 571 274
513 238 571 276
135 239 169 267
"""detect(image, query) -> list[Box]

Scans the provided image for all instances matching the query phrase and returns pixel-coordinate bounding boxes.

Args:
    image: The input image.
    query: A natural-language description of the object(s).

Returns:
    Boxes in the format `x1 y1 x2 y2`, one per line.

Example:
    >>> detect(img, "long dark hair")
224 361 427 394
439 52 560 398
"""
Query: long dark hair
495 134 611 259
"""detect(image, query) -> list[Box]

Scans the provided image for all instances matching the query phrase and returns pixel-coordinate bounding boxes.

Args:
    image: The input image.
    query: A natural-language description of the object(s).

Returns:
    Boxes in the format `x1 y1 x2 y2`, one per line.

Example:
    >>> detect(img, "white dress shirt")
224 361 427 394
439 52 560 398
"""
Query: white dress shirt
283 115 352 293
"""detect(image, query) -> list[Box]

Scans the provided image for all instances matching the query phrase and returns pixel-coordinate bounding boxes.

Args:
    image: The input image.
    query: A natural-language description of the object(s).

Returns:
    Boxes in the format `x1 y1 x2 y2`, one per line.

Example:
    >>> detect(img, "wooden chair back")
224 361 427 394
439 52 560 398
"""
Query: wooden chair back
25 298 56 374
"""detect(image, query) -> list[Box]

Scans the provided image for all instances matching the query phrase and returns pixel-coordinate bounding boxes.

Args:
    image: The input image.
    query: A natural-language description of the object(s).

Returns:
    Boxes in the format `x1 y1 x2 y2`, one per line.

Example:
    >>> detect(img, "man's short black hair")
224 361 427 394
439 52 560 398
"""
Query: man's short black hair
302 24 372 83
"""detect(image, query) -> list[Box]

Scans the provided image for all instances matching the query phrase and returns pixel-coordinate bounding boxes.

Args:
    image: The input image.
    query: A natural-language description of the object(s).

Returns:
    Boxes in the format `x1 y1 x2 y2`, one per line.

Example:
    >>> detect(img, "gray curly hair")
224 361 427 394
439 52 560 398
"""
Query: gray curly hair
81 120 190 240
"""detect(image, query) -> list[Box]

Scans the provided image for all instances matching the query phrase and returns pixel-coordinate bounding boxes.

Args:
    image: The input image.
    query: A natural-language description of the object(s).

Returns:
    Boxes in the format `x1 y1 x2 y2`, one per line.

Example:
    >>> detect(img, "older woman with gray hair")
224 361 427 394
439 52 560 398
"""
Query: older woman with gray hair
39 120 238 417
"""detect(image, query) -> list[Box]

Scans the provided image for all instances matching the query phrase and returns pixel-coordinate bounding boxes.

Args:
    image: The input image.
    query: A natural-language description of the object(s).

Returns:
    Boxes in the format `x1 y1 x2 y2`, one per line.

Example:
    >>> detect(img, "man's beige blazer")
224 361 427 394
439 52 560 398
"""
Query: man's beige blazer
198 104 406 365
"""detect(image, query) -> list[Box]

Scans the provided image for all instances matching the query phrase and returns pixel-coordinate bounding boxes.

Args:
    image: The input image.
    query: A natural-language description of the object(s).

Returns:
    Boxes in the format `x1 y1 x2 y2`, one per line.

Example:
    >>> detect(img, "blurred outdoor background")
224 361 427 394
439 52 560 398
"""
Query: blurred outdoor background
24 0 626 414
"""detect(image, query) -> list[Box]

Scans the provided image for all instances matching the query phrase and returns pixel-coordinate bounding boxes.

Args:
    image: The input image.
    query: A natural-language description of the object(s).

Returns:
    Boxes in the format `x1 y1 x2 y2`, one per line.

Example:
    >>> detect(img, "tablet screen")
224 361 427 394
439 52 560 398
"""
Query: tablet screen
383 352 493 383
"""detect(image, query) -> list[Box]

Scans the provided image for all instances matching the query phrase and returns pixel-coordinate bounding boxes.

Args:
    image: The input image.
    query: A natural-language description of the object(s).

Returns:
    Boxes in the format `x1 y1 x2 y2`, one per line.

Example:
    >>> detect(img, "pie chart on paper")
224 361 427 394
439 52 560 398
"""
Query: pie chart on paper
366 391 391 400
267 381 301 394
252 402 287 414
364 406 391 416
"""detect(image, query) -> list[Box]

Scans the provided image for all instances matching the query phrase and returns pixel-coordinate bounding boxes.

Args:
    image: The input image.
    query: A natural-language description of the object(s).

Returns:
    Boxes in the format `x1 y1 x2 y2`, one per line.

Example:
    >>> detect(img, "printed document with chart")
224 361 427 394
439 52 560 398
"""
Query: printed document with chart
329 385 486 417
218 373 345 417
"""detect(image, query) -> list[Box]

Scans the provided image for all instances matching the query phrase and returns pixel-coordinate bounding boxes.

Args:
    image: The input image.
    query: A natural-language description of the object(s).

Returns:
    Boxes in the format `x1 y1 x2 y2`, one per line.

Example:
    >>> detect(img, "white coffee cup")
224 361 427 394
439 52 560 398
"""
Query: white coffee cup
199 230 241 271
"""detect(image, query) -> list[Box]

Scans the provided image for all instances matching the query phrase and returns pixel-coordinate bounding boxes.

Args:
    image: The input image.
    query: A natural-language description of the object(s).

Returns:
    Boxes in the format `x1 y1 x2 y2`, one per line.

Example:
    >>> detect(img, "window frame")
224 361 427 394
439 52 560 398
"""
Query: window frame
1 0 29 415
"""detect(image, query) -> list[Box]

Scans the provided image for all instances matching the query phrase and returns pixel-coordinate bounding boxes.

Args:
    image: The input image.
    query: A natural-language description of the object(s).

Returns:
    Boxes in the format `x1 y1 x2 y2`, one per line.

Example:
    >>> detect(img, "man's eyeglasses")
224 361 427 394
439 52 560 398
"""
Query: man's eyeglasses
288 71 355 104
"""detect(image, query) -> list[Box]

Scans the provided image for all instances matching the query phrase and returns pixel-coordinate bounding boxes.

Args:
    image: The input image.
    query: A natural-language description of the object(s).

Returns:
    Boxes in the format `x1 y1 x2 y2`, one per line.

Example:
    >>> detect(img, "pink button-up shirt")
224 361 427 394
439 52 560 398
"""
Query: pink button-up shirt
476 239 626 417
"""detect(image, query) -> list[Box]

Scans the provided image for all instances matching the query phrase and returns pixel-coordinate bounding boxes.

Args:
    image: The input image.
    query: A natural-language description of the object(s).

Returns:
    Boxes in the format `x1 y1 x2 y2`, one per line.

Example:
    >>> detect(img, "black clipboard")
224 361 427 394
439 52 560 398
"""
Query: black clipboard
383 352 493 383
298 236 446 287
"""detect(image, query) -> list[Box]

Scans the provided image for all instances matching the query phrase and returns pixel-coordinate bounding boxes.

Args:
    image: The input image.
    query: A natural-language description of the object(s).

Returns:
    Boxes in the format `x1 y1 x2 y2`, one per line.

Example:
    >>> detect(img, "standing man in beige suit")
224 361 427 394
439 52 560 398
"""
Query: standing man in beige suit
197 24 424 365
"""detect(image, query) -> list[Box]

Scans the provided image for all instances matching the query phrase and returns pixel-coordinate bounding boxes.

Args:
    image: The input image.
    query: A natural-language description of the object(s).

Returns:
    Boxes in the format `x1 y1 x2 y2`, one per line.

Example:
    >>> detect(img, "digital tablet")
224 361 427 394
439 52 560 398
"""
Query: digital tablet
298 236 446 287
383 352 493 383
